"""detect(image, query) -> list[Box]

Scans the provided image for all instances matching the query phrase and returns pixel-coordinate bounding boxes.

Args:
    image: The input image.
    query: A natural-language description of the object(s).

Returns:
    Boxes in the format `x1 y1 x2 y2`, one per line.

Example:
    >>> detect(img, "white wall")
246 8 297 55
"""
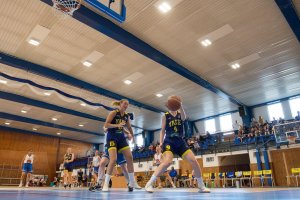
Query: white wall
253 99 294 121
194 112 242 135
153 130 160 144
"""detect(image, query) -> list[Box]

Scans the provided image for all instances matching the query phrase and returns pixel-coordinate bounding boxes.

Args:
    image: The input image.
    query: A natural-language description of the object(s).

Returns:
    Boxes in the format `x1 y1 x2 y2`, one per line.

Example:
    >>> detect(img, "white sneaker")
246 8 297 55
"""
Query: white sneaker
25 184 29 188
172 184 176 188
18 183 22 188
198 186 210 193
102 183 109 192
134 181 142 189
145 182 154 193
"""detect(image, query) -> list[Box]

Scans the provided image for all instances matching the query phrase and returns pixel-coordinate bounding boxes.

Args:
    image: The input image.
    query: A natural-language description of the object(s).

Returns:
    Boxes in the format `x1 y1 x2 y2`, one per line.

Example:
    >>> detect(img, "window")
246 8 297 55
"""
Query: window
289 97 300 118
220 114 232 131
267 103 284 121
205 118 216 134
136 134 144 147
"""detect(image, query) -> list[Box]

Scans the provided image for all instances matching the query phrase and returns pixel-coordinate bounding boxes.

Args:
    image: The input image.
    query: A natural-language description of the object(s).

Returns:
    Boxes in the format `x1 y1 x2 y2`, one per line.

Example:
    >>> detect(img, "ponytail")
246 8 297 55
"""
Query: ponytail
111 99 128 107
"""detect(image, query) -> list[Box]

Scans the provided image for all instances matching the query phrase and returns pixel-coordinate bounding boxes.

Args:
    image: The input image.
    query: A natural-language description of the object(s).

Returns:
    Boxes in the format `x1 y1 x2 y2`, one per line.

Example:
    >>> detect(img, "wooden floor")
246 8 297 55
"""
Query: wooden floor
0 187 300 200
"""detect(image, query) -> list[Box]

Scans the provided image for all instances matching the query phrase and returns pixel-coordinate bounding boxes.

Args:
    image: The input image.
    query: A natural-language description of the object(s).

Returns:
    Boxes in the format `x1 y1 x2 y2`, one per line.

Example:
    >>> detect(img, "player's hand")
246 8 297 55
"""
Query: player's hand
117 122 126 128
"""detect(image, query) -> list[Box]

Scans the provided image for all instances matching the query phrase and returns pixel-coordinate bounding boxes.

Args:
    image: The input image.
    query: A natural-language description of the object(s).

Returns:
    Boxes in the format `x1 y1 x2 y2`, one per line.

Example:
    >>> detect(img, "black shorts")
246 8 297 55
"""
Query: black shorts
64 162 73 172
163 136 191 158
106 132 129 153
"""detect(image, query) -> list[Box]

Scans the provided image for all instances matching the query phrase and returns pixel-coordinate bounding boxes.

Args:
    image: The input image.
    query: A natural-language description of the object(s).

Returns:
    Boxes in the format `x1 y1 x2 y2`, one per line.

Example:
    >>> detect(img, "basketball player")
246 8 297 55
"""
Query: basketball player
153 146 176 189
19 150 34 188
63 147 74 189
90 127 141 191
102 99 136 192
145 96 210 193
92 150 101 185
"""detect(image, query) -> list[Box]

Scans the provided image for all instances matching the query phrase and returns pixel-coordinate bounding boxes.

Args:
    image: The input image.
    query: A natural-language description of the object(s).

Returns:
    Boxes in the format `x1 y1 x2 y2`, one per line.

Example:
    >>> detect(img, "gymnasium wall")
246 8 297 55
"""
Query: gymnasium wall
194 112 242 135
0 129 92 184
269 146 300 186
252 99 294 121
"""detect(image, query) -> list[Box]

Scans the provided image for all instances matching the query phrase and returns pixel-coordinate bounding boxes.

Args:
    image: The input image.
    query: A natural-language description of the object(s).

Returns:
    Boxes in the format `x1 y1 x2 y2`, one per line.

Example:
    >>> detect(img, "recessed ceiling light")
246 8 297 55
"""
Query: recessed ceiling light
44 92 51 96
124 80 132 85
231 63 240 69
57 132 61 135
32 128 37 131
21 110 27 114
78 124 84 127
80 103 87 107
52 117 58 121
156 93 163 97
158 2 172 13
83 61 92 67
201 39 212 47
28 38 40 46
4 122 10 125
0 80 8 84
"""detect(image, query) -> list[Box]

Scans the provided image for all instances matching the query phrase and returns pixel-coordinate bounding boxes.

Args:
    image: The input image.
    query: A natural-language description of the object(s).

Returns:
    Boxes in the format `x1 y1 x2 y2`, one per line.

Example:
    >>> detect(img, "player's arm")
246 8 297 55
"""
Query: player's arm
159 115 167 147
104 111 125 128
179 103 187 121
70 153 75 162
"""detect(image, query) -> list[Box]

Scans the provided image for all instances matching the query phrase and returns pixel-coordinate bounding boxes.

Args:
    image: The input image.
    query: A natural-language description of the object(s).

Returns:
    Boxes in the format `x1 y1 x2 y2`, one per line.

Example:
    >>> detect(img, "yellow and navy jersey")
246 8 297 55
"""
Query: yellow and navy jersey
165 111 183 137
64 153 72 161
108 109 129 134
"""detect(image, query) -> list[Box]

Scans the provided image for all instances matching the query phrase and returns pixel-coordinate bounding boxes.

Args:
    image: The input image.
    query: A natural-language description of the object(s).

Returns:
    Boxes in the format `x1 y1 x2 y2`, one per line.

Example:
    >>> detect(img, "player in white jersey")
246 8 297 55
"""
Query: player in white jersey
92 150 101 185
19 150 34 188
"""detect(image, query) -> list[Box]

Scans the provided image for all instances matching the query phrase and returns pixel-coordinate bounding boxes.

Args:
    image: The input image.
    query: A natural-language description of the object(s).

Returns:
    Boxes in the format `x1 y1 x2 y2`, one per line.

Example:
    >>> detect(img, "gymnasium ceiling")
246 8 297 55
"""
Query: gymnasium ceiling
0 0 299 143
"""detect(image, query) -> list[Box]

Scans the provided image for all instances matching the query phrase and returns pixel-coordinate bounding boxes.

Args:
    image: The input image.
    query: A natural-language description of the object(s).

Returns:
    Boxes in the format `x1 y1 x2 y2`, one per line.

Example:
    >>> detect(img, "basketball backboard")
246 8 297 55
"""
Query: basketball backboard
85 0 126 23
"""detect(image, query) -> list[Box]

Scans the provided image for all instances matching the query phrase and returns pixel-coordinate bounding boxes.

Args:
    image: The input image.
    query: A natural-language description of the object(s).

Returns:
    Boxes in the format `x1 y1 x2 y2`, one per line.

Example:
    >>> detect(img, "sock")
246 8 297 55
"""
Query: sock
148 175 157 185
196 177 205 189
128 173 135 187
124 173 129 184
104 174 111 185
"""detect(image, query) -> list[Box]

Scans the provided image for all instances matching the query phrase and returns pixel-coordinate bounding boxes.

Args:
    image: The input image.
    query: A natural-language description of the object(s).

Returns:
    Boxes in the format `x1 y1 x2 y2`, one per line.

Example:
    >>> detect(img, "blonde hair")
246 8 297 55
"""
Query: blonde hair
111 99 129 107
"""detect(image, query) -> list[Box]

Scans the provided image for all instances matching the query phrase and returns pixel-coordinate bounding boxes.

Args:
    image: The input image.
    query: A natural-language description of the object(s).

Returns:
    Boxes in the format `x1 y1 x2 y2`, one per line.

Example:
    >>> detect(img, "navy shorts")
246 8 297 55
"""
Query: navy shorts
103 145 127 165
22 163 33 173
64 162 73 172
163 136 191 158
106 132 129 153
93 166 99 174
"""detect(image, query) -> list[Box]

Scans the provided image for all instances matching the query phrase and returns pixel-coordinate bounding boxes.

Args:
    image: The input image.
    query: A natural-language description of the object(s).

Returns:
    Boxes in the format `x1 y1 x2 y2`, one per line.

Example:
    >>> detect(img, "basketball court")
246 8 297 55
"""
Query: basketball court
1 0 300 199
1 188 300 200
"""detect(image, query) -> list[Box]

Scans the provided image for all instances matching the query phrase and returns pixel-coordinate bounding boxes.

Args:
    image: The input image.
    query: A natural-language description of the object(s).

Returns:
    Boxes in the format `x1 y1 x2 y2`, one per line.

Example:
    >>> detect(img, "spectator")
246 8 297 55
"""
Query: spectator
232 120 240 135
296 111 300 121
258 116 264 126
78 169 83 187
272 117 278 125
169 167 178 186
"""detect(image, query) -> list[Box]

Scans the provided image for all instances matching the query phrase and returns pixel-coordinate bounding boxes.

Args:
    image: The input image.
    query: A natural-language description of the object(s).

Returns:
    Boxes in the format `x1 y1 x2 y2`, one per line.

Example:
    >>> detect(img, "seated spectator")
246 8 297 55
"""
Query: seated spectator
169 167 178 186
53 177 58 187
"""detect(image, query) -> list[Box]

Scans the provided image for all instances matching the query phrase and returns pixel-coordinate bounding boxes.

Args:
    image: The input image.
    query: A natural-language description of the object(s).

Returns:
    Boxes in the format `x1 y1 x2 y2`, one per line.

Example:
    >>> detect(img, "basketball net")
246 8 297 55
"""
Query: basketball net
52 0 81 19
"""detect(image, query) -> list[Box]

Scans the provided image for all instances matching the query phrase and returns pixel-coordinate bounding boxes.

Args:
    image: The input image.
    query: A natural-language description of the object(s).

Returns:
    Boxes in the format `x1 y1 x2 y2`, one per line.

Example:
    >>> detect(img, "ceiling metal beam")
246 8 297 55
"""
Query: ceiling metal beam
0 112 103 136
0 52 163 113
0 91 145 130
275 0 300 42
39 0 245 106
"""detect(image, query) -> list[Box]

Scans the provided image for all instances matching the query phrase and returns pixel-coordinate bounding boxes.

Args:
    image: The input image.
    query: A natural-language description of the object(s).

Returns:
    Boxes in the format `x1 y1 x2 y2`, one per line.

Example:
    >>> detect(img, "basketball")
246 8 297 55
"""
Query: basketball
166 95 182 111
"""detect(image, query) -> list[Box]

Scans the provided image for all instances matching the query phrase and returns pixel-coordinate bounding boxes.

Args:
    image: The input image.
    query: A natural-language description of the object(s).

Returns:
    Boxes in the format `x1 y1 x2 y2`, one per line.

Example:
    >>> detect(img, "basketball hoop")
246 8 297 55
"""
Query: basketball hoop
52 0 81 18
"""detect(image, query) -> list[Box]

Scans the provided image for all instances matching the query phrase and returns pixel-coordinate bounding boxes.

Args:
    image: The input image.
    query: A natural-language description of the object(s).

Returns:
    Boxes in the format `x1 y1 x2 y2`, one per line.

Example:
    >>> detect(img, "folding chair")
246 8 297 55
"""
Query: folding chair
252 170 263 187
262 170 275 187
286 168 300 187
240 171 252 187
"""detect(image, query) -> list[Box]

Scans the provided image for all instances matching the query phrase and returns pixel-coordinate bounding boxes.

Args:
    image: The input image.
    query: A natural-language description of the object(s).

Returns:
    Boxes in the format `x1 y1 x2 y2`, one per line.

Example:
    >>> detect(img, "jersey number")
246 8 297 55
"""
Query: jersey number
174 126 178 132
